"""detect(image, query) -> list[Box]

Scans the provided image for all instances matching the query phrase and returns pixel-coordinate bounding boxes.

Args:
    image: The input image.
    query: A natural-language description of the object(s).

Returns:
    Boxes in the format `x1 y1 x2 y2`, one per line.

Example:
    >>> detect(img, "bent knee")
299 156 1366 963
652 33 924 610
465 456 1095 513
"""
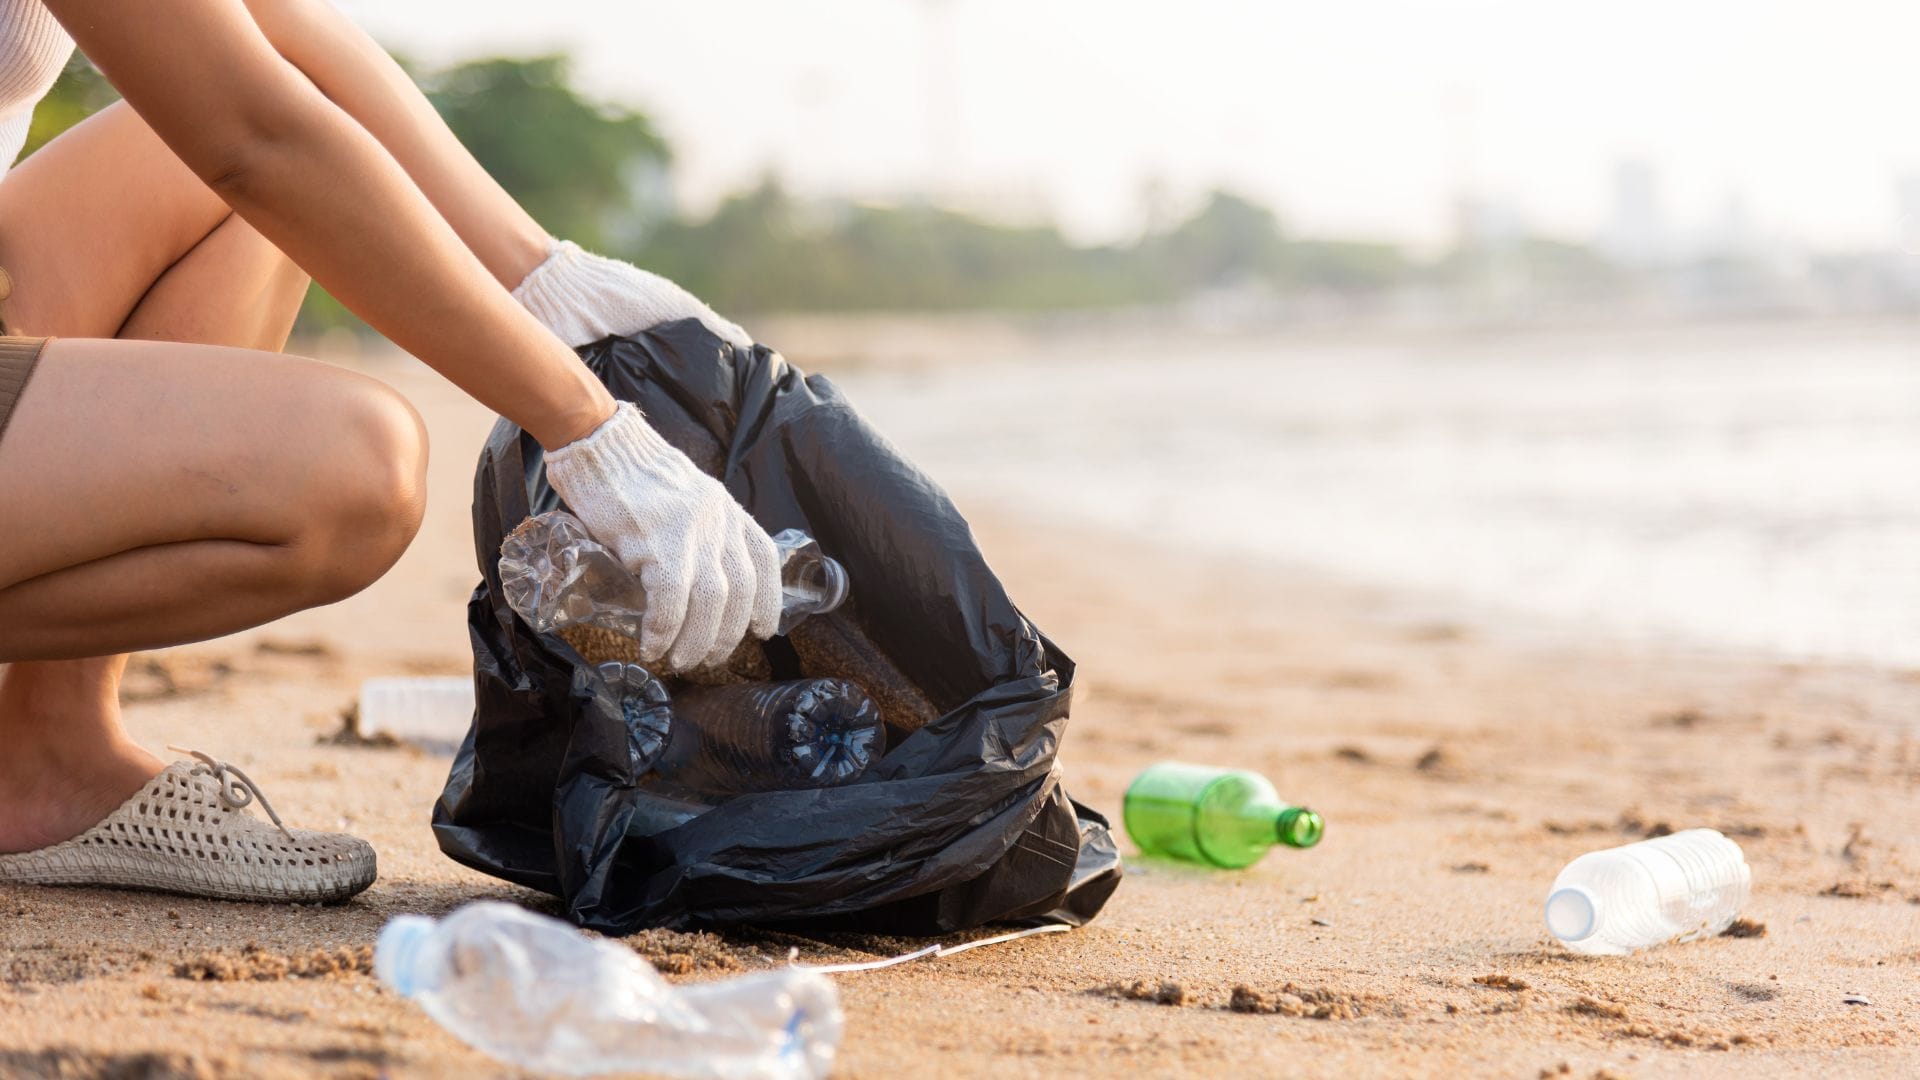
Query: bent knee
329 378 428 551
293 379 429 603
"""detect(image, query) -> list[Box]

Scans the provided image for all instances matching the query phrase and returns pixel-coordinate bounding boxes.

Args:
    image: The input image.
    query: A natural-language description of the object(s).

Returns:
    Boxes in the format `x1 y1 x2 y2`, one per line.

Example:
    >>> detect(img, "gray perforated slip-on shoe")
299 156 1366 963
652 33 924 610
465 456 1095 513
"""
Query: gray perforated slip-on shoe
0 748 376 903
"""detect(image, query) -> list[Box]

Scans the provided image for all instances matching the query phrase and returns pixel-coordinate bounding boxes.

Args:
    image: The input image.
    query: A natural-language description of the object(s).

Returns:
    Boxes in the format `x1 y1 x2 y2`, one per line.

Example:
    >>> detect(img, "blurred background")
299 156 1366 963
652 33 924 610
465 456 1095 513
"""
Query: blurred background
27 1 1920 668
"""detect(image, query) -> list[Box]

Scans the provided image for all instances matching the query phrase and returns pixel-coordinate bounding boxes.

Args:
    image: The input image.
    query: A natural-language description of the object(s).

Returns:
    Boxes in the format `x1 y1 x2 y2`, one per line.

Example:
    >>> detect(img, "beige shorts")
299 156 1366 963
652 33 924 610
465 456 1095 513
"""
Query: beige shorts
0 266 53 450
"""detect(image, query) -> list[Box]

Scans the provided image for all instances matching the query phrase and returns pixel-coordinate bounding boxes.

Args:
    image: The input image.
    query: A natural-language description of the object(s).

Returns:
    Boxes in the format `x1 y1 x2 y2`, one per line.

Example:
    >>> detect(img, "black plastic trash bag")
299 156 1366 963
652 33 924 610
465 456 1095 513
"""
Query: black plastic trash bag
434 319 1122 935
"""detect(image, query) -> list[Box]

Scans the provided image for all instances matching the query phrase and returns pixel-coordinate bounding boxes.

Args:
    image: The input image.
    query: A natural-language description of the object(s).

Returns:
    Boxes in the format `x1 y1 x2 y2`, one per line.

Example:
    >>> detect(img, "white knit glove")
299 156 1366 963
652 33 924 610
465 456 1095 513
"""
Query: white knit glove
513 239 752 352
542 402 782 671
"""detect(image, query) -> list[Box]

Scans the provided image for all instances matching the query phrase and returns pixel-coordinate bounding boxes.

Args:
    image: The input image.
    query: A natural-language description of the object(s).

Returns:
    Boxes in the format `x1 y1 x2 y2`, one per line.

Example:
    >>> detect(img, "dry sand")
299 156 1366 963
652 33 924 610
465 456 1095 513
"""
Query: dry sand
3 340 1918 1079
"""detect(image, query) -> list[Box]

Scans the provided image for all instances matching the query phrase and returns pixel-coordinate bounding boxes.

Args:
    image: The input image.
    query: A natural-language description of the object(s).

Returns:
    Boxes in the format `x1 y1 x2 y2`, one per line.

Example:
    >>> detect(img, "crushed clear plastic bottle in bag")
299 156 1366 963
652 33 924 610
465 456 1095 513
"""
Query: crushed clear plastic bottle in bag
376 902 842 1080
498 510 850 641
1544 828 1751 955
658 679 887 793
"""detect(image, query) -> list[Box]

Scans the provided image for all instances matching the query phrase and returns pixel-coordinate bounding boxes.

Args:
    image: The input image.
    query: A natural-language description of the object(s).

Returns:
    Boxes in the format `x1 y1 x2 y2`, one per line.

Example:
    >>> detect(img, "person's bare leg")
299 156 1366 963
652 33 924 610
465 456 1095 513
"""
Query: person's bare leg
0 337 423 852
0 102 236 339
0 99 384 854
119 211 311 350
0 218 316 849
0 656 156 853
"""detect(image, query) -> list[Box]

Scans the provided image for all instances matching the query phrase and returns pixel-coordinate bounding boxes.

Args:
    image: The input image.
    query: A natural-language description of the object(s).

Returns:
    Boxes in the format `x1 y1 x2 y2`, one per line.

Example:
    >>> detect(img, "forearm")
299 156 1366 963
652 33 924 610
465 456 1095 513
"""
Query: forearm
241 0 550 289
49 0 610 449
212 96 610 447
242 0 752 352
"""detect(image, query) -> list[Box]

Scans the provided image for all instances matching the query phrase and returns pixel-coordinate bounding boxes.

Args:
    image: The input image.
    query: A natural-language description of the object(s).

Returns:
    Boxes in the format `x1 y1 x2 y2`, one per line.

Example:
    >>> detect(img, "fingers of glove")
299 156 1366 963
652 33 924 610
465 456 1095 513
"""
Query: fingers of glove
645 267 753 350
743 514 784 639
664 518 733 672
636 555 694 666
705 529 758 668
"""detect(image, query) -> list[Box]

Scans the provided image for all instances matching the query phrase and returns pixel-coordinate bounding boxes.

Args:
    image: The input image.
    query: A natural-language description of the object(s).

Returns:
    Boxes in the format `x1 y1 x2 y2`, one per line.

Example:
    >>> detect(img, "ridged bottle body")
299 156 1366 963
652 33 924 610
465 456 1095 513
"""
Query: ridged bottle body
356 676 474 744
1122 762 1323 869
376 903 841 1080
1544 829 1751 955
659 679 886 793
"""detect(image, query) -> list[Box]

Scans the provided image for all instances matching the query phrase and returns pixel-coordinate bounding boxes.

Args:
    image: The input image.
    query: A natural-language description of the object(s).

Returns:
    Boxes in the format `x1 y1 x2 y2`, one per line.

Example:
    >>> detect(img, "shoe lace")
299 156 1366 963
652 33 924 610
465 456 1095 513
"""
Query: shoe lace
167 745 294 840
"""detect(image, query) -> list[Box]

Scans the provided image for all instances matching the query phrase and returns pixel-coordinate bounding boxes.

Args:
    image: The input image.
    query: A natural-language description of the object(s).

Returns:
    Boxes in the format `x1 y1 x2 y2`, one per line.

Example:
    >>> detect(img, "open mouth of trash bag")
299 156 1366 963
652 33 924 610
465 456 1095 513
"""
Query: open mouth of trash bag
434 318 1122 935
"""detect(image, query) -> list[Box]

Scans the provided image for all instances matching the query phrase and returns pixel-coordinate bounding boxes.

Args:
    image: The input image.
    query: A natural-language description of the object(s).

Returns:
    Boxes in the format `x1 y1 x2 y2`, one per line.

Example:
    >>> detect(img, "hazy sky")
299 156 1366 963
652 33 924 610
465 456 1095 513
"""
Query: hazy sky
341 1 1920 251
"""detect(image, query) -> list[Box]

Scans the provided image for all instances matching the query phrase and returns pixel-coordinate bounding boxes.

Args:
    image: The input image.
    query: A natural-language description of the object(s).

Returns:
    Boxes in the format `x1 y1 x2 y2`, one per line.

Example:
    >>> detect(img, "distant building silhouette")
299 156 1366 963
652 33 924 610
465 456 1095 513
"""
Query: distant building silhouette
1600 158 1669 268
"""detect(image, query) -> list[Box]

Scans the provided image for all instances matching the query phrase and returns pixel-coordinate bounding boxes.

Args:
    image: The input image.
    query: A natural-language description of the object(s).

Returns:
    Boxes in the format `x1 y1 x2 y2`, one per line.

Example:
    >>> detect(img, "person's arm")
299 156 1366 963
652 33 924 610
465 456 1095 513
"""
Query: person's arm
239 0 548 289
47 0 778 667
45 0 612 450
239 0 751 350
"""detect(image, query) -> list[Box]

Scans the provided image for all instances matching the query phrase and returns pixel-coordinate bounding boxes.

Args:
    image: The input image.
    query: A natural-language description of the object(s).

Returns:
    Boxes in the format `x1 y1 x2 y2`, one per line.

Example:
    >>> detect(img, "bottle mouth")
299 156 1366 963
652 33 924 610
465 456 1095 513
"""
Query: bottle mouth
1277 807 1324 849
374 915 436 997
1545 886 1599 942
816 558 850 614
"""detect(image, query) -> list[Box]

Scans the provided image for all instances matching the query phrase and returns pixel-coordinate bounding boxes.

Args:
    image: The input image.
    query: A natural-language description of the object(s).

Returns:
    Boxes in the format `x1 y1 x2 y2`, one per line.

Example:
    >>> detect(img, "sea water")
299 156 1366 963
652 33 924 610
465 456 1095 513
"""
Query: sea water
837 319 1920 668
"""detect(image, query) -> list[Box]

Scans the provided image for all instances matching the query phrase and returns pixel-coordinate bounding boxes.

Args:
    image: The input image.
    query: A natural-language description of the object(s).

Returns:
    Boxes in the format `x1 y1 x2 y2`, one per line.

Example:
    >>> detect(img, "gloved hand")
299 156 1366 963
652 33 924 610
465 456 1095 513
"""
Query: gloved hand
542 402 781 671
513 239 752 352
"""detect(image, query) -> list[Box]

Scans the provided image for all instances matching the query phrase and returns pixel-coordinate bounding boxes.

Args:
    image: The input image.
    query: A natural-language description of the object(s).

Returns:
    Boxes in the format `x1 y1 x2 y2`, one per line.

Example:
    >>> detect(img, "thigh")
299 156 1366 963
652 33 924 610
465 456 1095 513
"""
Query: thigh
0 101 229 338
119 212 310 352
0 336 410 590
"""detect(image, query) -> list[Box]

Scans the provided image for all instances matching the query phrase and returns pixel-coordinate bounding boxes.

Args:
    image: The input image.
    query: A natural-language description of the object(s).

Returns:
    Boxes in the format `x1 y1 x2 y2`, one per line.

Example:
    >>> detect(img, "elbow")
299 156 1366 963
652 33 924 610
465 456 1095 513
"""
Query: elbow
188 93 327 206
195 127 291 206
199 152 261 202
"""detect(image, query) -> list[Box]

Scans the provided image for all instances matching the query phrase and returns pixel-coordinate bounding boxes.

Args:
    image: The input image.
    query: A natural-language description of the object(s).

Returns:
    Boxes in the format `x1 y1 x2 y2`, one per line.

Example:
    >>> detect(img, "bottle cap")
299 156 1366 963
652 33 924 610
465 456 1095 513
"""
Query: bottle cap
374 915 437 997
1545 886 1599 942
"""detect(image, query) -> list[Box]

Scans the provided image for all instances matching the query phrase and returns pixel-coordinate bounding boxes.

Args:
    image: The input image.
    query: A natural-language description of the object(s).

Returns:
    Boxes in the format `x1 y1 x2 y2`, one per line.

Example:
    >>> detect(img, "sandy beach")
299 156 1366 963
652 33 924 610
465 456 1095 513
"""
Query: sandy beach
3 324 1918 1079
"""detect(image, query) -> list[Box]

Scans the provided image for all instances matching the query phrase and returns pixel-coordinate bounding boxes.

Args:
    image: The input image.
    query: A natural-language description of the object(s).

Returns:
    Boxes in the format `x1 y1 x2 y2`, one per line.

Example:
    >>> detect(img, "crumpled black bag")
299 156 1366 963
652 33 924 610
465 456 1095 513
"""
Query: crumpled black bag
434 319 1122 935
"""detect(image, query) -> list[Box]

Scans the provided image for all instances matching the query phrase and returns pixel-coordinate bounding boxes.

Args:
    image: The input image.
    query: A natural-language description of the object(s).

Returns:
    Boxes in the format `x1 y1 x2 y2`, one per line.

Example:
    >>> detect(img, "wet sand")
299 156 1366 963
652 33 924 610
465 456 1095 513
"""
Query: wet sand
2 337 1918 1078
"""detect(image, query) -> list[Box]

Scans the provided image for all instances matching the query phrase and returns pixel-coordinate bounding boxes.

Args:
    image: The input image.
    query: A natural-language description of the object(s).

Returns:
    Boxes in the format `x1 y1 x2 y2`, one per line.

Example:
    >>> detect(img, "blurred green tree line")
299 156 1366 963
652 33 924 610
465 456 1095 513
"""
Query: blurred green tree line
20 50 1436 329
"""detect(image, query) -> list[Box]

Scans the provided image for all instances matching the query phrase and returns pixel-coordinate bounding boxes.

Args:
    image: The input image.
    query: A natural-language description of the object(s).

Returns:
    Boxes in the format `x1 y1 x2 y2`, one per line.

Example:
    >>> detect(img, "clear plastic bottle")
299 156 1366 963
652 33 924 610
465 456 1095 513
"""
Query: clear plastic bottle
658 679 887 794
375 901 842 1080
499 511 850 641
1122 762 1324 869
1544 828 1751 955
591 661 675 772
356 676 474 747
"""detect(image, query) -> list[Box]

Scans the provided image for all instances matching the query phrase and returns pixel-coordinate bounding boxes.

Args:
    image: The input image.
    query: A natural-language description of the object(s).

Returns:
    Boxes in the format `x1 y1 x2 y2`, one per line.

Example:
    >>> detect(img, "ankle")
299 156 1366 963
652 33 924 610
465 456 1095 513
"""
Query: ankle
0 656 127 723
0 658 131 763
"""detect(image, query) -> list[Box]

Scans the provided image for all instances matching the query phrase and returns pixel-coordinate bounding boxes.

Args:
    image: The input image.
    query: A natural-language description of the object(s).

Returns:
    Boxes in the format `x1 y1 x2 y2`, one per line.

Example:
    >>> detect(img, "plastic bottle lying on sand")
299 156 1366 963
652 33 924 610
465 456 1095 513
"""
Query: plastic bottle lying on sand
1122 762 1324 869
657 679 887 793
498 510 850 643
1544 828 1751 955
356 676 474 747
376 902 842 1080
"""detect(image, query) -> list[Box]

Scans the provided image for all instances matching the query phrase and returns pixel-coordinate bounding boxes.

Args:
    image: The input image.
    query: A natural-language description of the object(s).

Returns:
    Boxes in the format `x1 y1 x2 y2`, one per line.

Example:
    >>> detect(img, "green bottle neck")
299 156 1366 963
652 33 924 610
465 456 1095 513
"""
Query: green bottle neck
1267 803 1324 849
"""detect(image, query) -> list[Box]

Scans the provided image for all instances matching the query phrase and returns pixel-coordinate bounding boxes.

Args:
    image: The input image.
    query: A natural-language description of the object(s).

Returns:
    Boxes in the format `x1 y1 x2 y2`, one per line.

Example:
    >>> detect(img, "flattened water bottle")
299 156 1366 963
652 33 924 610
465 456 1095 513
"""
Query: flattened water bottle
376 901 842 1080
1123 762 1323 868
1544 828 1751 955
498 511 850 643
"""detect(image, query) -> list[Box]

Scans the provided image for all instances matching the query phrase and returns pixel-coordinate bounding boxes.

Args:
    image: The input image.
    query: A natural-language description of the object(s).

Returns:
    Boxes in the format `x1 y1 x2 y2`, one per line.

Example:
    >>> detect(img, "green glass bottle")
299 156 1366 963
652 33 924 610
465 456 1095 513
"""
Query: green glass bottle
1122 762 1323 868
